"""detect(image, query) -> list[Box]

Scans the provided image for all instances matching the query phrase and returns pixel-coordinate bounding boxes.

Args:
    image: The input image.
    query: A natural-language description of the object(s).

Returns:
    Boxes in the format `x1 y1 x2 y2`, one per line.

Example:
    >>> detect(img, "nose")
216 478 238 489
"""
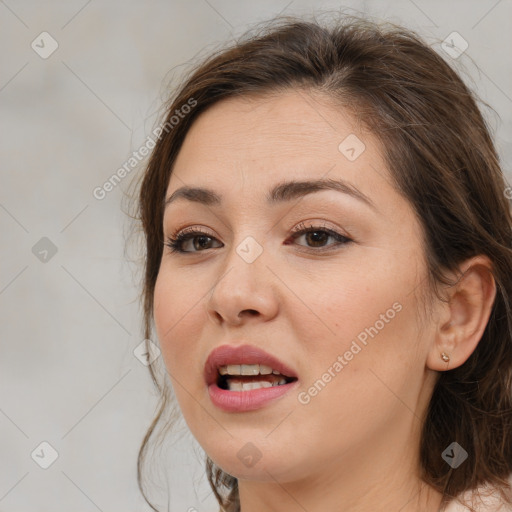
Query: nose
204 240 280 327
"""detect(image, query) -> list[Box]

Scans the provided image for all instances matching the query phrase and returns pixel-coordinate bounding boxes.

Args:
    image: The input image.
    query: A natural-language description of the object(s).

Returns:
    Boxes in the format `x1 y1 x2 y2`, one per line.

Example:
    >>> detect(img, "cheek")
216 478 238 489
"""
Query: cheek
153 272 215 431
153 270 206 385
295 299 424 445
299 252 426 398
311 253 418 343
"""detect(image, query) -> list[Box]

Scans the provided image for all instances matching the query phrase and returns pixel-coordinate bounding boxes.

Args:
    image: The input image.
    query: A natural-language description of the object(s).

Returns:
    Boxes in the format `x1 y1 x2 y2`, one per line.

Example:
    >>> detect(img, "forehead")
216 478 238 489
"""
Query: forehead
168 90 390 202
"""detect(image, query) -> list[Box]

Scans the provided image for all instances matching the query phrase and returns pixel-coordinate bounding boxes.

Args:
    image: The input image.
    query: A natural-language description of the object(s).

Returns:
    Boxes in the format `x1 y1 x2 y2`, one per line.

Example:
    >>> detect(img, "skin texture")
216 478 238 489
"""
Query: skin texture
153 90 496 512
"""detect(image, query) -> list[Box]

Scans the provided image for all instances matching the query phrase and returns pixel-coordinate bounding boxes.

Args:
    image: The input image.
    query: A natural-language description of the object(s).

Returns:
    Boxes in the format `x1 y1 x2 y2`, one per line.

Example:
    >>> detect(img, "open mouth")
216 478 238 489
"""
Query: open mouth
216 364 298 391
205 346 300 411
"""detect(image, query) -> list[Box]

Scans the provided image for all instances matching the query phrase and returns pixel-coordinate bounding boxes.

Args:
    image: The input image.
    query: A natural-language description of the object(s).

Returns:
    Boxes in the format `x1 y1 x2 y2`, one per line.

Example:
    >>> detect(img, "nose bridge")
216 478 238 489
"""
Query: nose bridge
234 233 265 265
206 230 277 324
221 206 269 267
215 232 266 296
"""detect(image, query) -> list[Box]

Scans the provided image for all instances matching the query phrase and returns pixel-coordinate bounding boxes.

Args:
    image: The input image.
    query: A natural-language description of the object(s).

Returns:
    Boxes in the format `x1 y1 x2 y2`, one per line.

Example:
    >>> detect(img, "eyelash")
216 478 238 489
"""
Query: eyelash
164 221 353 255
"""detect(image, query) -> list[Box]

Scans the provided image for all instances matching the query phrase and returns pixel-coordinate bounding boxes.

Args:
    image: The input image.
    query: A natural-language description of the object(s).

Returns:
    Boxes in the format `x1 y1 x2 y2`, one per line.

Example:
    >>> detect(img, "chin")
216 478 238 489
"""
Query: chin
204 442 308 483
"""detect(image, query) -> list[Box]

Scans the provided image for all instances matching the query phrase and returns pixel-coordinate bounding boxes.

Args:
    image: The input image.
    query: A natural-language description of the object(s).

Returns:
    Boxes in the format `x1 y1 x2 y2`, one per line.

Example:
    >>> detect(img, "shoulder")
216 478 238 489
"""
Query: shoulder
443 479 512 512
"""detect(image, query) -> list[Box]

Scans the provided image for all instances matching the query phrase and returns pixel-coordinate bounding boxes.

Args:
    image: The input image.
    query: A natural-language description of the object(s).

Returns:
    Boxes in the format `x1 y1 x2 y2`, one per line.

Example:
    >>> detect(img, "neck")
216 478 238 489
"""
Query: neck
237 417 445 512
238 466 444 512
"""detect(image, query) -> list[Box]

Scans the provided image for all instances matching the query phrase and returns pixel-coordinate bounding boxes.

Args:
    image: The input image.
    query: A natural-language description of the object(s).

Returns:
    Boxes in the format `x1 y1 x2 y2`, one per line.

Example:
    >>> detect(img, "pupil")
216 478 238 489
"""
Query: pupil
307 231 327 247
194 235 211 250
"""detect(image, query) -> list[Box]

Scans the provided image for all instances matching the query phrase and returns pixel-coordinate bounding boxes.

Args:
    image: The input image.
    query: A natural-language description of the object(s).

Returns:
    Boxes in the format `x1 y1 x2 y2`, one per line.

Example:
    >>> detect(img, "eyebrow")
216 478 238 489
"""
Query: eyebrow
164 178 376 211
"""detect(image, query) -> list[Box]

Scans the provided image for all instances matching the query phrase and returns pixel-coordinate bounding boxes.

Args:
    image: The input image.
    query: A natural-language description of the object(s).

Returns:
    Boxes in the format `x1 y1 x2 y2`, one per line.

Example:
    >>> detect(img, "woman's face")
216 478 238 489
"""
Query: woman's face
153 90 439 484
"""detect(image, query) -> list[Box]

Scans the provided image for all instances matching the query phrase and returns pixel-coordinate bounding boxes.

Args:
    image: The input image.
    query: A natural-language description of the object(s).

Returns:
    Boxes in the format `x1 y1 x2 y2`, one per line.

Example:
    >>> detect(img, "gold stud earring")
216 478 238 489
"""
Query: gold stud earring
440 352 450 363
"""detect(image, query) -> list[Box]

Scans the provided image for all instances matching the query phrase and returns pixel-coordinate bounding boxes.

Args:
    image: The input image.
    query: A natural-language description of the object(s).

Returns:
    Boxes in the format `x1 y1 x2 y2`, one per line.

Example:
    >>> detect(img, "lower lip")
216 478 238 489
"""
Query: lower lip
208 380 299 412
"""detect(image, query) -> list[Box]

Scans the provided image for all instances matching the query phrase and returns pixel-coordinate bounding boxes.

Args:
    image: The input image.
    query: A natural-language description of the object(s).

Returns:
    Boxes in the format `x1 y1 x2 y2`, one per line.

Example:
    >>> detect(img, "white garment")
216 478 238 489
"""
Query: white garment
444 500 511 511
442 481 512 512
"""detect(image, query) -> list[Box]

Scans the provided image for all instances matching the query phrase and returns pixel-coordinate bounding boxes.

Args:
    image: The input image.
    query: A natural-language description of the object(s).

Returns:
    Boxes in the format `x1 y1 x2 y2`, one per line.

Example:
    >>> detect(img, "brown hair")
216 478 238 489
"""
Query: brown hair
133 13 512 512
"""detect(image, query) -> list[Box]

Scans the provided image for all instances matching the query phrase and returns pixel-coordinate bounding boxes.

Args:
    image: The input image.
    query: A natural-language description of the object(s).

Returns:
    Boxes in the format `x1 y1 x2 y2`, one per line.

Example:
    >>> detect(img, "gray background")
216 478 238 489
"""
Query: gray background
1 1 511 511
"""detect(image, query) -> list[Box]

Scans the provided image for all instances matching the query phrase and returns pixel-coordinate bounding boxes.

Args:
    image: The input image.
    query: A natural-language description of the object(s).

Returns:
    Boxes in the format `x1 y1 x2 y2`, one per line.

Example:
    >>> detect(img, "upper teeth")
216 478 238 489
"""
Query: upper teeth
218 364 283 376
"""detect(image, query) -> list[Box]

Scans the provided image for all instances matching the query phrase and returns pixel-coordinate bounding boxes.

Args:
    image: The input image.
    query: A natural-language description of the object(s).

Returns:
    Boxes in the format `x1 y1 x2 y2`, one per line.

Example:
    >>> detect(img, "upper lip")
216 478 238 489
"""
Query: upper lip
204 344 298 386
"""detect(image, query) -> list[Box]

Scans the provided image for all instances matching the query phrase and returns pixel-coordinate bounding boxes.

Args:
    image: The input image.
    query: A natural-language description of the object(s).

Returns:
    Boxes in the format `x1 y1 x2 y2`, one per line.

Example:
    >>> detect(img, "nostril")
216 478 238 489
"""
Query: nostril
238 309 259 317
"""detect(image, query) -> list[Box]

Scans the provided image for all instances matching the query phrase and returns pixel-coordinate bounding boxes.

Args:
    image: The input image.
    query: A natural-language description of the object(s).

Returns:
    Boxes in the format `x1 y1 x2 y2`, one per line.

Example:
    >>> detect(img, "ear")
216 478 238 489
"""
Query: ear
426 255 496 371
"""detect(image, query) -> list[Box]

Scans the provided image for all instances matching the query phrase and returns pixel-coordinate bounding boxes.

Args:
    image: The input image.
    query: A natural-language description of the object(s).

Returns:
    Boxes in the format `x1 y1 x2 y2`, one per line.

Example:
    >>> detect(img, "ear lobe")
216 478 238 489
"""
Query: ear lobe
427 255 496 372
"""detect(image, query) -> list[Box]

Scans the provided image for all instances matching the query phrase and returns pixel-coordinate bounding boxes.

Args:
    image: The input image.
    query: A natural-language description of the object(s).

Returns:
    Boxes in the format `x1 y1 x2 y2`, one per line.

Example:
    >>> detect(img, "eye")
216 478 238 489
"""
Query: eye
165 227 222 254
287 221 352 252
164 222 353 254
